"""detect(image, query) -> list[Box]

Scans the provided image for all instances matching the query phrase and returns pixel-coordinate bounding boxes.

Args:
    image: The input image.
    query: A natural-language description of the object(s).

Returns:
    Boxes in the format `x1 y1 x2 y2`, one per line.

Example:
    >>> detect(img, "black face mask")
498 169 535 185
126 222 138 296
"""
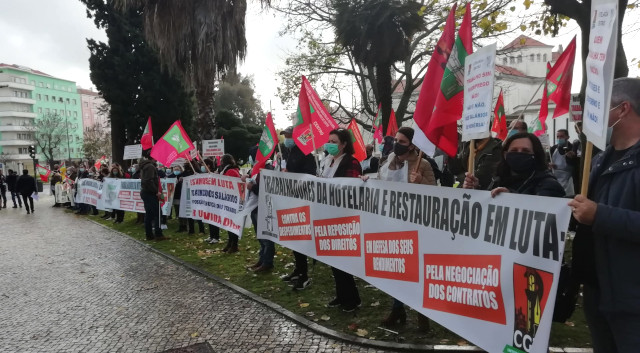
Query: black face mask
393 142 410 156
505 152 536 174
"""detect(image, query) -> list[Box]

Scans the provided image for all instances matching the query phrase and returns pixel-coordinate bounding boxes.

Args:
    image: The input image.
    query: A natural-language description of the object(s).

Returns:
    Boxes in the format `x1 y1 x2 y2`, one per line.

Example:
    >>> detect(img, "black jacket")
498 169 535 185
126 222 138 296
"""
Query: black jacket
173 169 194 200
139 159 158 194
285 145 316 175
16 174 37 196
492 170 565 197
6 173 18 192
451 138 503 190
573 140 640 314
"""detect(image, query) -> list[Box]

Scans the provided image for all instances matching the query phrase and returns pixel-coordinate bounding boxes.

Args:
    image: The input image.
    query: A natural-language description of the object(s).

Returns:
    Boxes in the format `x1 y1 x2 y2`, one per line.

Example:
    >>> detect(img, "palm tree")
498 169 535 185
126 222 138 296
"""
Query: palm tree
114 0 269 139
332 0 424 132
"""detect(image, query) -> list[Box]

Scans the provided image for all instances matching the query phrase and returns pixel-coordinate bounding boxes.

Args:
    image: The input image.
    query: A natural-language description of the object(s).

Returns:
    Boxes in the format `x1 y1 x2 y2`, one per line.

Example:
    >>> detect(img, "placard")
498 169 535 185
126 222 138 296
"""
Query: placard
202 139 225 158
123 144 143 160
462 44 497 142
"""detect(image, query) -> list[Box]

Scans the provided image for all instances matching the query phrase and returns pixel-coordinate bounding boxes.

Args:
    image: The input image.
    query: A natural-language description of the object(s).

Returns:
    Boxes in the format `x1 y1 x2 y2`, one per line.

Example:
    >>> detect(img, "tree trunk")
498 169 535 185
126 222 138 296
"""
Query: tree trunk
376 62 393 134
195 84 215 141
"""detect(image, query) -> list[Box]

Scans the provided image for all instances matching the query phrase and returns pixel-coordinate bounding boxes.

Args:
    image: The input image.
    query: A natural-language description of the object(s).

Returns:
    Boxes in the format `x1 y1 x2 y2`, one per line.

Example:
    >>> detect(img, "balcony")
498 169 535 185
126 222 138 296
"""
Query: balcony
0 124 33 132
0 153 32 161
0 111 37 118
0 139 34 147
0 96 36 105
0 81 35 91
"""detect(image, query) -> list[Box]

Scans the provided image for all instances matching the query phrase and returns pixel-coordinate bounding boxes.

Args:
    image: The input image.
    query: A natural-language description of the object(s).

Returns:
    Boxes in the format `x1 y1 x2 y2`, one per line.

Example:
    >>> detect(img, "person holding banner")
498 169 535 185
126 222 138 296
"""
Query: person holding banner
463 133 564 198
320 128 363 312
365 126 435 328
569 78 640 352
140 158 165 241
108 165 126 223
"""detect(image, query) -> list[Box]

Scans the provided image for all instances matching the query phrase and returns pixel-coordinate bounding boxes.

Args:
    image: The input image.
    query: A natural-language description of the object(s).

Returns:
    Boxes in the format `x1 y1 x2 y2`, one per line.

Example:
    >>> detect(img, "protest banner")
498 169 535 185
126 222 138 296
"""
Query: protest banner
202 139 225 158
96 178 176 215
123 144 143 160
54 183 72 204
257 170 571 353
74 178 103 206
461 43 496 142
179 174 257 236
582 0 618 151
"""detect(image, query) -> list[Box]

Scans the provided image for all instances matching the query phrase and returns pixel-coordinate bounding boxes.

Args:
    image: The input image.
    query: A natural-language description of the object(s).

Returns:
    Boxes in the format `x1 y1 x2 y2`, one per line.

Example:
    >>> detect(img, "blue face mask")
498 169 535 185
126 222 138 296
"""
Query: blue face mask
284 138 295 149
165 168 172 175
507 130 518 139
556 138 566 146
131 167 136 173
79 168 85 172
173 170 181 176
200 166 206 173
378 144 384 152
324 143 340 156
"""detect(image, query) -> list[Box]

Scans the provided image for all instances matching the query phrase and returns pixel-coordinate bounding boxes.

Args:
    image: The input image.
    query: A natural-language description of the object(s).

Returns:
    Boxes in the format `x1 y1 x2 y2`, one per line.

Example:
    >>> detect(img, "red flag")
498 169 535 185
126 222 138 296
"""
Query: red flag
347 119 367 162
539 37 576 135
141 117 153 150
491 89 508 141
292 76 339 155
386 109 399 137
94 155 107 170
537 62 553 136
372 103 383 143
412 4 457 154
36 164 51 183
251 112 278 176
426 3 473 157
150 120 195 167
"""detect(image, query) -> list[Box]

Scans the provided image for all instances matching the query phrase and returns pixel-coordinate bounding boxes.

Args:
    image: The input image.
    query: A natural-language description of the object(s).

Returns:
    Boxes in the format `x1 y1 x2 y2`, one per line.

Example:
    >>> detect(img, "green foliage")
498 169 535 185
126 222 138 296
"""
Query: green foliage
214 110 262 162
213 74 265 126
82 0 194 163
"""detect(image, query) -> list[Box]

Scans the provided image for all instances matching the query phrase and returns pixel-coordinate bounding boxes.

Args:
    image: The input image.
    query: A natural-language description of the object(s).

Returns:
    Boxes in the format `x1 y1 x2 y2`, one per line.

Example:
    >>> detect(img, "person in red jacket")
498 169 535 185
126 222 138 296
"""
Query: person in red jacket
218 154 241 252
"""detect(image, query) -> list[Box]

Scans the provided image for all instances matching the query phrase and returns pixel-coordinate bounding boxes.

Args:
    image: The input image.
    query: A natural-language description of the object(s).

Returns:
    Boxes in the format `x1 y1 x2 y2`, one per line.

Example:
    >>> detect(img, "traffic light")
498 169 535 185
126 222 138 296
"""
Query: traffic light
28 145 36 159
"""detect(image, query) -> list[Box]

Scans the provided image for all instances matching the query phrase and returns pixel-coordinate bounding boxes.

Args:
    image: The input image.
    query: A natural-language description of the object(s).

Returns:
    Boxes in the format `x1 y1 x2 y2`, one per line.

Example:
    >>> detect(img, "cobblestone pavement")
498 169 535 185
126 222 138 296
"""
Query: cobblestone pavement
0 196 390 353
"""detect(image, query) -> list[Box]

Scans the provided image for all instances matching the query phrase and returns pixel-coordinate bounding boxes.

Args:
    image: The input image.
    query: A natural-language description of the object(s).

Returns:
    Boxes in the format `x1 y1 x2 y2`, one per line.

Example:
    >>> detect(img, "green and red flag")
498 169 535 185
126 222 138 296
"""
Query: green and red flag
347 119 367 162
141 117 153 150
150 120 195 167
292 76 339 155
386 109 399 137
426 3 472 157
491 89 508 141
538 37 576 136
94 155 107 170
36 164 51 183
412 4 457 155
372 103 383 143
251 112 278 176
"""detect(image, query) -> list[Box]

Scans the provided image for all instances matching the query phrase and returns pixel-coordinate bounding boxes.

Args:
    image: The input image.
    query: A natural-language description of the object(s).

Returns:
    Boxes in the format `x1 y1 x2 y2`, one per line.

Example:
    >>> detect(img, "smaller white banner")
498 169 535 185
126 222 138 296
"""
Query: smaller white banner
74 178 103 206
96 178 176 215
202 139 225 158
462 44 497 142
123 144 143 160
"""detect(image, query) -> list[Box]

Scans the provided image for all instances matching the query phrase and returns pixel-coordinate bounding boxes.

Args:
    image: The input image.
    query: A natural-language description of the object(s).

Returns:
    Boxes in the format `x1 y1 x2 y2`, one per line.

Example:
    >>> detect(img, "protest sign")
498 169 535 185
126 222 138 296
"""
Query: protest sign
74 178 103 206
96 178 175 215
257 170 571 353
462 43 496 142
123 144 143 160
202 139 225 158
582 0 618 150
179 174 256 236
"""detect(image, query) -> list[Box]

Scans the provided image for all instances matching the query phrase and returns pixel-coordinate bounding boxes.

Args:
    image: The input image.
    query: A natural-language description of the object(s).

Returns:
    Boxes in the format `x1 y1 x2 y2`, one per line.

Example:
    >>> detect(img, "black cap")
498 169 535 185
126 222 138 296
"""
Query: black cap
280 126 294 136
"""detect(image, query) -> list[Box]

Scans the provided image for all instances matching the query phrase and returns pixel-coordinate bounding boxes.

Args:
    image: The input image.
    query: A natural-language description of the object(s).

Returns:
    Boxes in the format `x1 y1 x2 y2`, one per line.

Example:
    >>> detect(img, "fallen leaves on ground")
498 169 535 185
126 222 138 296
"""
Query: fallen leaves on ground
190 332 199 338
348 323 358 331
356 329 368 337
320 315 330 321
370 301 380 307
299 302 310 308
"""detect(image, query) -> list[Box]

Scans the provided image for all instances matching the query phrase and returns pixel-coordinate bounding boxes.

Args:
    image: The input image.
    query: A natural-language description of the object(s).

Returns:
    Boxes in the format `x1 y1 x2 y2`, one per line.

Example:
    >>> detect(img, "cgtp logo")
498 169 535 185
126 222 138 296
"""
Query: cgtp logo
510 264 553 353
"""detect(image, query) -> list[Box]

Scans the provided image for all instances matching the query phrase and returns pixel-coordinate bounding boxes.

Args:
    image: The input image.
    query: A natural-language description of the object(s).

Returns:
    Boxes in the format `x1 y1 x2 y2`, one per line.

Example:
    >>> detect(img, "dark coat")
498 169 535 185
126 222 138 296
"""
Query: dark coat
333 155 362 178
139 159 158 194
285 145 316 175
573 140 640 314
450 138 503 190
492 170 565 197
6 173 18 192
16 174 37 196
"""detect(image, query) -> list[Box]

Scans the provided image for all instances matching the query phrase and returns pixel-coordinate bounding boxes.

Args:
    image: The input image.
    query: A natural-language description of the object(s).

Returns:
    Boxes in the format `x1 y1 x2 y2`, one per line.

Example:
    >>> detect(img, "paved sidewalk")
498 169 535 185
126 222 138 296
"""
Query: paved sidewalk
0 196 389 353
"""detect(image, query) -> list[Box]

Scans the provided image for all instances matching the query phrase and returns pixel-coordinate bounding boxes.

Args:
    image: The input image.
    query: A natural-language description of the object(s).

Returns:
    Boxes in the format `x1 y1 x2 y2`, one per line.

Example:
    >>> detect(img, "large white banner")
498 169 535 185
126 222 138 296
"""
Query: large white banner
257 170 571 353
74 178 103 206
179 174 256 236
96 178 176 215
462 43 496 142
583 0 618 150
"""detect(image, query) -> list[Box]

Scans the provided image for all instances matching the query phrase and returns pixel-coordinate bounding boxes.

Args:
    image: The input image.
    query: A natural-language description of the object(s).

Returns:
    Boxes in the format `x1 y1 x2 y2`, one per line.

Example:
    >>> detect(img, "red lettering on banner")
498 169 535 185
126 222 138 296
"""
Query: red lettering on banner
119 190 132 199
217 179 234 189
423 254 506 324
132 191 141 201
313 216 361 257
364 231 419 282
119 200 135 210
135 202 145 212
276 206 312 241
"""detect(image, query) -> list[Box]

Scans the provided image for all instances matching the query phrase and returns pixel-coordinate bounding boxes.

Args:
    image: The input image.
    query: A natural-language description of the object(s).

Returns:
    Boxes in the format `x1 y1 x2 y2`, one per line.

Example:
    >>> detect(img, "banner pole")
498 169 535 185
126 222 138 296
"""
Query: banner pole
468 140 476 177
580 141 593 196
186 155 198 174
197 150 211 173
415 150 423 173
310 128 320 176
507 80 545 135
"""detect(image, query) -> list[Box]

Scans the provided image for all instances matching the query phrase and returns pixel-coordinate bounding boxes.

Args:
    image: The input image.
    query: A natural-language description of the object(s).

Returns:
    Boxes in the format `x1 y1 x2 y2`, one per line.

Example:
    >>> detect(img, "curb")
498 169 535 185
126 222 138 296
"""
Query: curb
88 219 592 353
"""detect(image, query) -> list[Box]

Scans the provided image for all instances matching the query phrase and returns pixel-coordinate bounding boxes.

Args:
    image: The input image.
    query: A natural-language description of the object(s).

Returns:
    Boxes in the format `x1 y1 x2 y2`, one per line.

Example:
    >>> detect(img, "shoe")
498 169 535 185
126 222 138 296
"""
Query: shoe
31 209 35 214
92 211 99 215
292 277 311 290
155 236 169 241
253 265 273 273
327 298 341 308
247 261 261 270
341 300 362 313
101 214 110 219
281 272 300 282
206 238 220 244
146 236 155 241
381 308 407 327
227 245 239 254
114 220 123 224
12 206 17 209
26 211 30 214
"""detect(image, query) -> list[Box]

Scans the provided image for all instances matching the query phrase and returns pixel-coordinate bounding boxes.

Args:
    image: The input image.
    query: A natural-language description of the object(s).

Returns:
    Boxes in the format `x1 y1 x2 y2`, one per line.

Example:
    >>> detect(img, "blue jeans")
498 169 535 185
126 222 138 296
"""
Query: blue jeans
11 191 22 207
141 191 162 238
252 209 274 267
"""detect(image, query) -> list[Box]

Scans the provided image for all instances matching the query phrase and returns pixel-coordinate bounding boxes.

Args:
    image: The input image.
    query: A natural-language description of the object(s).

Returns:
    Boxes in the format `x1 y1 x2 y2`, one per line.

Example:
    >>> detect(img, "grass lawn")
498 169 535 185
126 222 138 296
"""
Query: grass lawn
84 211 592 348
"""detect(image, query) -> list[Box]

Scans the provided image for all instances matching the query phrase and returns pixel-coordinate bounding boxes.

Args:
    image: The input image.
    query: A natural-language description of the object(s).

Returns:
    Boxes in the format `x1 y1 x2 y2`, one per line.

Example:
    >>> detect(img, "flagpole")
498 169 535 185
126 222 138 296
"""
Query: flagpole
197 150 211 173
580 142 593 196
310 128 320 176
468 140 476 176
507 80 545 135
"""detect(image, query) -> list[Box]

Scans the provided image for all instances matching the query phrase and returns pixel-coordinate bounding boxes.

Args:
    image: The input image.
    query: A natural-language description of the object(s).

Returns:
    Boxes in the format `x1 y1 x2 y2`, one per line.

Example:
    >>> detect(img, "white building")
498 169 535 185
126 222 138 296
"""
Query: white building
0 69 36 173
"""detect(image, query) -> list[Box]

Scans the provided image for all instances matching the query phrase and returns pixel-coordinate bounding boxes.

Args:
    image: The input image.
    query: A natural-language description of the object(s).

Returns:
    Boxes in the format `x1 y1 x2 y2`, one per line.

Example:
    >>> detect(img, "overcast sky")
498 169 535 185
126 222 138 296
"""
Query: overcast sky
1 0 638 129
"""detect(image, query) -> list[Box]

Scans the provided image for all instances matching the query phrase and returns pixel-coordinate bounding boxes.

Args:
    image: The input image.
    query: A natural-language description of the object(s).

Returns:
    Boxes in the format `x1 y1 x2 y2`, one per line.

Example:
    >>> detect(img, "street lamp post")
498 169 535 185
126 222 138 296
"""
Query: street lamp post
59 97 71 161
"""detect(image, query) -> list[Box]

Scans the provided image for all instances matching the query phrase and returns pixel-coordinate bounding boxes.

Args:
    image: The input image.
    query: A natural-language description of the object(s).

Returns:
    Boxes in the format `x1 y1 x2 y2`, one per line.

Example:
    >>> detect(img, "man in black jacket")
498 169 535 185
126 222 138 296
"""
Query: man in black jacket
16 169 36 214
6 169 22 208
0 169 6 208
280 126 316 290
139 158 164 240
570 78 640 352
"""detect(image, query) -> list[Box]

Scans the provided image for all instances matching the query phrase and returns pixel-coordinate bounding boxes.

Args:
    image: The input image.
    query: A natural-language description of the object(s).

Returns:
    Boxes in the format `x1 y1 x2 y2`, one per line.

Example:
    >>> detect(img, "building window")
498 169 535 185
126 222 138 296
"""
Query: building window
37 94 41 100
517 55 522 63
45 95 49 101
537 54 541 61
72 99 77 105
530 54 534 62
543 54 547 62
45 108 50 114
46 83 51 88
39 82 43 87
19 147 28 154
30 80 35 85
73 111 77 117
38 107 42 113
84 102 89 107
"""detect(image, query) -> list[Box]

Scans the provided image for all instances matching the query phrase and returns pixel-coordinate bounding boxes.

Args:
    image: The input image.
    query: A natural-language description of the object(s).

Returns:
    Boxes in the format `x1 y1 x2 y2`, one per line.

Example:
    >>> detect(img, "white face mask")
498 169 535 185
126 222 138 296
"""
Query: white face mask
606 103 624 145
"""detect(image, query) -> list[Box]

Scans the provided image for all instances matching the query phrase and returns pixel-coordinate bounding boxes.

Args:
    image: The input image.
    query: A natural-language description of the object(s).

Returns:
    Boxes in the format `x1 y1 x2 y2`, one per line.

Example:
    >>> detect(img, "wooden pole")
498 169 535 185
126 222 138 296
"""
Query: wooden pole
197 150 211 173
415 150 423 173
580 141 593 196
468 140 476 176
507 80 545 135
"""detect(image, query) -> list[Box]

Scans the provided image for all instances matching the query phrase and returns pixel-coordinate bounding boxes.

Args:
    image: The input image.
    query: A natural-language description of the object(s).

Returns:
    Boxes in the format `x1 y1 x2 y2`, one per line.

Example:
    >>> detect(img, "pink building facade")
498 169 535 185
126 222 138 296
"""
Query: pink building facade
78 87 108 131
